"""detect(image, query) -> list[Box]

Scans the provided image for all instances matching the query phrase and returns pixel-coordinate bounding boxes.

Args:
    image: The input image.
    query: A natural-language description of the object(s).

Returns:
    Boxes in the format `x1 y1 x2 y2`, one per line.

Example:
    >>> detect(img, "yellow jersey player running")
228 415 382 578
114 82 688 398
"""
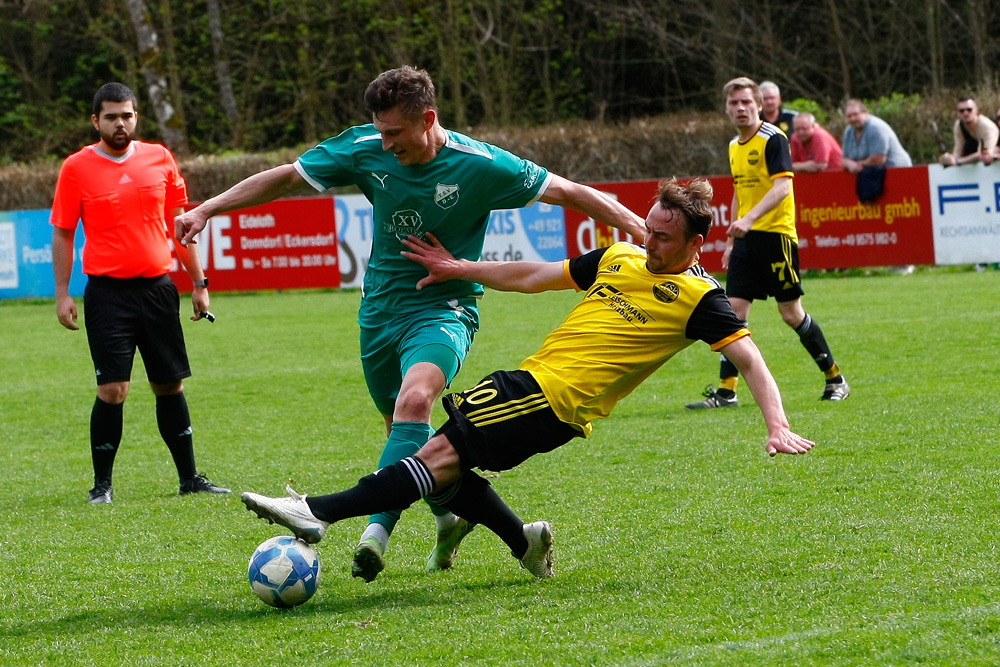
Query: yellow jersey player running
686 77 849 409
240 178 814 581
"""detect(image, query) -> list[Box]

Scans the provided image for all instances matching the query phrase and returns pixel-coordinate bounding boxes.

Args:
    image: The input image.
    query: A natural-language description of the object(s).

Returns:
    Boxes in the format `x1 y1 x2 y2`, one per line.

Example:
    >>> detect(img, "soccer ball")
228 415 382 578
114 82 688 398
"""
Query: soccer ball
248 536 322 608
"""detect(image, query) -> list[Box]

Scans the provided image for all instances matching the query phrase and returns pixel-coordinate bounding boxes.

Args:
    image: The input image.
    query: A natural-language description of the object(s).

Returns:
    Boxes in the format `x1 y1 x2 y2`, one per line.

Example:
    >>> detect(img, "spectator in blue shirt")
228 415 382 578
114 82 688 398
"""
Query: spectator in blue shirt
841 99 912 174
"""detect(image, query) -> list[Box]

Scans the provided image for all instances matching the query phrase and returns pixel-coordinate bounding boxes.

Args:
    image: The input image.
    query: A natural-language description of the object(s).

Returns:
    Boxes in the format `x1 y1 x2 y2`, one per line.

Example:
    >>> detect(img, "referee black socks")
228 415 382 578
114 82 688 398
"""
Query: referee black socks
155 392 198 482
90 397 123 484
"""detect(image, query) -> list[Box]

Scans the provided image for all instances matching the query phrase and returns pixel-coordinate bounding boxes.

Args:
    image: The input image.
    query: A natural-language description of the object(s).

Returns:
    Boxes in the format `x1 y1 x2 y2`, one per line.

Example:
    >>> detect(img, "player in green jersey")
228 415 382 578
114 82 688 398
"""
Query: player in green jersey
175 66 644 582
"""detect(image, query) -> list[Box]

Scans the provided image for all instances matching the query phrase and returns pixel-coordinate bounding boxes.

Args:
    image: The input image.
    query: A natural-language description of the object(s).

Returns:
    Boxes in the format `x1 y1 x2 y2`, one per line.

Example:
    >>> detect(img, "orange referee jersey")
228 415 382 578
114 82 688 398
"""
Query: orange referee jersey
50 141 188 278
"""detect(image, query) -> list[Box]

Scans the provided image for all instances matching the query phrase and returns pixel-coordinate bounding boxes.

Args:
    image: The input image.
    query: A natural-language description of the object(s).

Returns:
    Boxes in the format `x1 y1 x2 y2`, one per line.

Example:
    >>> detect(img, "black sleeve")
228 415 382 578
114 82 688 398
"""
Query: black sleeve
566 246 611 291
685 289 748 345
765 133 794 176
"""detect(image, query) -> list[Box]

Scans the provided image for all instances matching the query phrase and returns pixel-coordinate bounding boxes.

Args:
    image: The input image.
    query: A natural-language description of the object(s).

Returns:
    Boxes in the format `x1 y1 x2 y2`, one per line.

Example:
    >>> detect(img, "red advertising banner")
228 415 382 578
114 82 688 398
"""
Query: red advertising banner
170 197 340 292
563 181 651 257
787 168 933 269
565 168 935 273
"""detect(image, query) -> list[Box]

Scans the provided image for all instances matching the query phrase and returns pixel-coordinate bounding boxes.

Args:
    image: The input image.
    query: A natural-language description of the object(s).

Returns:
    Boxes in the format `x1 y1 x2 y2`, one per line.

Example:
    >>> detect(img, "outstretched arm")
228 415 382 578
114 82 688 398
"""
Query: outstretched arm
168 206 210 321
539 174 645 239
718 335 815 457
401 233 573 293
175 164 308 246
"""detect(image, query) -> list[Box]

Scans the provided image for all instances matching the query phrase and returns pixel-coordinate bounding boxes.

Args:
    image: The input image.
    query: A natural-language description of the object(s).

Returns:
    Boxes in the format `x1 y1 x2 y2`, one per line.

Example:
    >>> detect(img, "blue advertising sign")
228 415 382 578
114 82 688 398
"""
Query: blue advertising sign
0 210 87 300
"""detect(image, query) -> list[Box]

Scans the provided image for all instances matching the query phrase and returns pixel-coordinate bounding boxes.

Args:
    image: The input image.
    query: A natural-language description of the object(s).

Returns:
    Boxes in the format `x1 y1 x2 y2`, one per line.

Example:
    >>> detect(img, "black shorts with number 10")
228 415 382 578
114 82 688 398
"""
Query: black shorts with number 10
437 370 581 473
726 230 804 303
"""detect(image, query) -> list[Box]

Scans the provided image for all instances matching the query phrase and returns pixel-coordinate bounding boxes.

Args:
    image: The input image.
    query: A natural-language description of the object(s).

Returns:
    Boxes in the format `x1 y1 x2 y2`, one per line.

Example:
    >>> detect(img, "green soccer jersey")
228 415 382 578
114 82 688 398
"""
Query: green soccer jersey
295 124 551 313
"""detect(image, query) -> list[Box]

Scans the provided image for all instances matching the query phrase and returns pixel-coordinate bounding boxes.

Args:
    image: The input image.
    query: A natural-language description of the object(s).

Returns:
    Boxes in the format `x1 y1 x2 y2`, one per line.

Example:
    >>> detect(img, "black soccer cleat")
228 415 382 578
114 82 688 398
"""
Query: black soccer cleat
88 481 113 504
821 377 851 401
685 385 738 409
179 474 231 495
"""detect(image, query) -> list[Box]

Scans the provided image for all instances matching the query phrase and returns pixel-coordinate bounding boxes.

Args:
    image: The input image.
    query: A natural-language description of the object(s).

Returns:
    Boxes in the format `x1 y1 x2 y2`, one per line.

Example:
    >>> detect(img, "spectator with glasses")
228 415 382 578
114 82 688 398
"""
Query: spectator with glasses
939 97 998 167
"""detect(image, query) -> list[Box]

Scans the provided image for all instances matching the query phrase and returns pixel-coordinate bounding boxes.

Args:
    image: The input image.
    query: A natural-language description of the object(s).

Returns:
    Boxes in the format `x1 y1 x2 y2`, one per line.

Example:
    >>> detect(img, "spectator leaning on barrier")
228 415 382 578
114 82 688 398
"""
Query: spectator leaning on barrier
791 112 843 173
939 97 998 167
841 99 913 174
759 81 798 136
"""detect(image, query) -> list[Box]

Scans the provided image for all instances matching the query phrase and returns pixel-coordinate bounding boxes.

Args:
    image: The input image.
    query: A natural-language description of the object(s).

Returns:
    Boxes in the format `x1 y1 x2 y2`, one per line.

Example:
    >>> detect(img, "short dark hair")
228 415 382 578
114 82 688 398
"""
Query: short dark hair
656 177 714 241
93 82 138 117
363 66 437 120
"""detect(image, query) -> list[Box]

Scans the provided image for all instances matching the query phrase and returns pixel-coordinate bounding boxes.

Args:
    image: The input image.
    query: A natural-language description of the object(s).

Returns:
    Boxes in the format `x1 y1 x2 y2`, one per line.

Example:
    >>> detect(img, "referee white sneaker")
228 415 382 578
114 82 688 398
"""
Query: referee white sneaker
242 485 329 544
519 521 554 579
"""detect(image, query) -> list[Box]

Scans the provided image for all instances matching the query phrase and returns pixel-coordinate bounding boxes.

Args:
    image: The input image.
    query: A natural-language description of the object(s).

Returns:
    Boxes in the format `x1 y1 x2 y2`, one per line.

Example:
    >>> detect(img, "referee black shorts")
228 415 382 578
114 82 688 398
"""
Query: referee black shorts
436 370 581 473
726 230 805 303
83 275 192 385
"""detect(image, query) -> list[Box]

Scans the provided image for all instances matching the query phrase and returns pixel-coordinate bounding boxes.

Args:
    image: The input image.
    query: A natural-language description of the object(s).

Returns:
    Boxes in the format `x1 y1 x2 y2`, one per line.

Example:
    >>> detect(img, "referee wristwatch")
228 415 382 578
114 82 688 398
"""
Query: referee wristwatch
193 277 209 288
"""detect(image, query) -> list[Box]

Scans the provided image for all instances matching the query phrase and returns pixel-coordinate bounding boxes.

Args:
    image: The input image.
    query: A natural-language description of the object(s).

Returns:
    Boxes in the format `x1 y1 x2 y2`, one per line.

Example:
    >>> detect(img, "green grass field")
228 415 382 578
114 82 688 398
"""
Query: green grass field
2 269 999 666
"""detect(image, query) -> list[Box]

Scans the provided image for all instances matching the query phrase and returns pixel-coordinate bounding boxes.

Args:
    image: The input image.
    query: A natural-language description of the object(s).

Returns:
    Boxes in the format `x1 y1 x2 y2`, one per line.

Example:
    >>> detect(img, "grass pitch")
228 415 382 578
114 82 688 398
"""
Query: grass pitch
2 269 999 666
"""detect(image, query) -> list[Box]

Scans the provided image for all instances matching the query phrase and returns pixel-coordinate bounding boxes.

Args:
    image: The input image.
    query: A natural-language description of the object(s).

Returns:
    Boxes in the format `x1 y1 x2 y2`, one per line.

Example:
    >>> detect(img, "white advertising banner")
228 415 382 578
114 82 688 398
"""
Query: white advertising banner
0 221 17 290
928 163 1000 264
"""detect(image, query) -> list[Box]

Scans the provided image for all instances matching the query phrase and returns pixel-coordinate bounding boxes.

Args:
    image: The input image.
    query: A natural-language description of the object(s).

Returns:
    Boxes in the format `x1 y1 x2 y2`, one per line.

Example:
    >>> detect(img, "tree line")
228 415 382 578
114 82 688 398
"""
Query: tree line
2 0 998 165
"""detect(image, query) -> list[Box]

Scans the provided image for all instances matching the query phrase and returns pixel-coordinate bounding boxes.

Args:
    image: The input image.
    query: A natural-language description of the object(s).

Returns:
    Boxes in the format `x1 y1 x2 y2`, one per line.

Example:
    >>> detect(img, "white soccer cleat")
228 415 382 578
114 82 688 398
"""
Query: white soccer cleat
519 521 554 579
242 485 329 544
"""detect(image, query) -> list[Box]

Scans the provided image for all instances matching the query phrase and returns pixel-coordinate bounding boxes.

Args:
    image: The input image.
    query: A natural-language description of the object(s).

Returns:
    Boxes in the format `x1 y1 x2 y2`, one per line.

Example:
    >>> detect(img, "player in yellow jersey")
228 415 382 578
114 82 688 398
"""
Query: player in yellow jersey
241 178 814 579
686 77 849 409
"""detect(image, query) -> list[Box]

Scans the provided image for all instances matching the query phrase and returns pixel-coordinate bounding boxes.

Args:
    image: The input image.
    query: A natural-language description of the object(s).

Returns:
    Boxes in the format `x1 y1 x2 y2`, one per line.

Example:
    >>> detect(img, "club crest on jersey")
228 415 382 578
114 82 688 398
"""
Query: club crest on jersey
653 281 680 304
434 183 460 209
387 209 424 240
747 149 760 166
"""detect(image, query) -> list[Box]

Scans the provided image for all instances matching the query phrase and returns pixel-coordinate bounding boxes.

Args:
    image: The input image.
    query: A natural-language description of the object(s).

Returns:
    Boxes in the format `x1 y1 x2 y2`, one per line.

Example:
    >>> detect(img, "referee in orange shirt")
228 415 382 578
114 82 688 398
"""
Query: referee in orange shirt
51 82 229 504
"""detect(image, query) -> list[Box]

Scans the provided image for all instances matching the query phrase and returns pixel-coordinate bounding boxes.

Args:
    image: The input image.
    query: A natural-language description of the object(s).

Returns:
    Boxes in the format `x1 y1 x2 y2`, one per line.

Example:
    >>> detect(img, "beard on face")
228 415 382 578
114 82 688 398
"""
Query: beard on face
102 127 134 151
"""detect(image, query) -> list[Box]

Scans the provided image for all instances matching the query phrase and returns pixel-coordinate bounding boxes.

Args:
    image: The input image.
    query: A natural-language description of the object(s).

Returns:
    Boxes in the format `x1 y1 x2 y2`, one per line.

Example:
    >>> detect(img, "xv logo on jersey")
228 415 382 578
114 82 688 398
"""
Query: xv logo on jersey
387 209 424 241
434 183 460 209
587 282 653 327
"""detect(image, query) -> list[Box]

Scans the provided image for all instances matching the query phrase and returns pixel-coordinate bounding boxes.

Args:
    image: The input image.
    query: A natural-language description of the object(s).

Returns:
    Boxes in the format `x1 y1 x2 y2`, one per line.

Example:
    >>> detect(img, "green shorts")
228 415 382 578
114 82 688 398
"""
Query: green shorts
359 298 480 416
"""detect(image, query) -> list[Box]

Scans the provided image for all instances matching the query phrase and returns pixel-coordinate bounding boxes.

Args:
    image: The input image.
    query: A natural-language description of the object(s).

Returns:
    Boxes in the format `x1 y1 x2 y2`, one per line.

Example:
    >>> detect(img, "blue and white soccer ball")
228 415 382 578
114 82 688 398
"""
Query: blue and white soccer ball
248 536 321 608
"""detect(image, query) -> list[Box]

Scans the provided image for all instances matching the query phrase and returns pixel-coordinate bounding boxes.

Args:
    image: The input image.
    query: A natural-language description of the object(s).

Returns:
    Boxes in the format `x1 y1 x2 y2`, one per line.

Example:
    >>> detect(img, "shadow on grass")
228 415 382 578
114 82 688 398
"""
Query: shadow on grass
2 576 544 638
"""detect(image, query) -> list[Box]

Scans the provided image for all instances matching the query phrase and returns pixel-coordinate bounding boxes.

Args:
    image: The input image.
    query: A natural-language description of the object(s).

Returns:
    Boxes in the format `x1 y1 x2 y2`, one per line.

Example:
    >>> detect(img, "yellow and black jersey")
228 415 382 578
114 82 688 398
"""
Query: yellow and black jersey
519 243 750 435
729 121 797 242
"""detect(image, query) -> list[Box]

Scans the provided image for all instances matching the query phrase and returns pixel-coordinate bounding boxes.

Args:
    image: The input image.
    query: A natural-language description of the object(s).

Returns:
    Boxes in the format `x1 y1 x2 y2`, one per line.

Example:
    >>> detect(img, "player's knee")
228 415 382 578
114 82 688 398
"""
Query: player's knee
779 302 806 328
150 380 184 396
782 311 803 328
97 381 129 404
392 386 437 421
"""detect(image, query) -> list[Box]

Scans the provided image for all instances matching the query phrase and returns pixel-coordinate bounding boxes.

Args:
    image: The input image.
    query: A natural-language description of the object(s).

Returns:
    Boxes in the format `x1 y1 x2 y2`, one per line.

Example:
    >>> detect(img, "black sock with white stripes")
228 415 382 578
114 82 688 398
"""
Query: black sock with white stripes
429 472 528 557
305 457 434 523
